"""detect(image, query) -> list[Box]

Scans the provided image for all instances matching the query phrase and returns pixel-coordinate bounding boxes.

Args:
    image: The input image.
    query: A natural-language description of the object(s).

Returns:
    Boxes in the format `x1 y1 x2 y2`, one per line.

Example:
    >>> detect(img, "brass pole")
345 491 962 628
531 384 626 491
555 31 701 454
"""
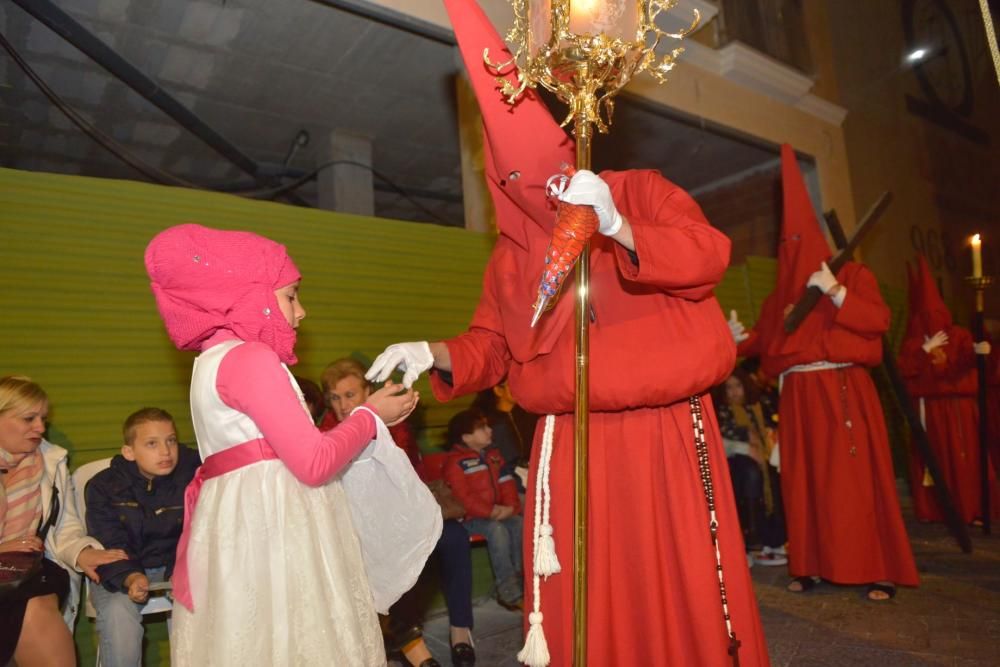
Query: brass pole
572 101 592 667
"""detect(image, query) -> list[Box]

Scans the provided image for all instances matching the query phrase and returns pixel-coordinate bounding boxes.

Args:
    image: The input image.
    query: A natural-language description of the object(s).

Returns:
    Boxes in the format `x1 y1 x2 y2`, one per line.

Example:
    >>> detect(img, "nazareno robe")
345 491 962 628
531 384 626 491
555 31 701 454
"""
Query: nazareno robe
740 262 919 587
432 169 770 666
898 325 999 523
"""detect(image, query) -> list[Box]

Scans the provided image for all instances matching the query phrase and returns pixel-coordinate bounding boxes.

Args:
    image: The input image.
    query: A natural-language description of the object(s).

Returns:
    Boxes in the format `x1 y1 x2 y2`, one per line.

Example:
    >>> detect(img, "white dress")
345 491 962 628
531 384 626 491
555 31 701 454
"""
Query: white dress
171 341 385 666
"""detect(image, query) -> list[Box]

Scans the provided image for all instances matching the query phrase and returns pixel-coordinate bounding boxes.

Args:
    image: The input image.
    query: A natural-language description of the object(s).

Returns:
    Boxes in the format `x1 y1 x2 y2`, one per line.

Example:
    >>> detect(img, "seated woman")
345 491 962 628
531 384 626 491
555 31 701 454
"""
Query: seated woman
0 375 128 667
320 359 476 667
714 367 787 567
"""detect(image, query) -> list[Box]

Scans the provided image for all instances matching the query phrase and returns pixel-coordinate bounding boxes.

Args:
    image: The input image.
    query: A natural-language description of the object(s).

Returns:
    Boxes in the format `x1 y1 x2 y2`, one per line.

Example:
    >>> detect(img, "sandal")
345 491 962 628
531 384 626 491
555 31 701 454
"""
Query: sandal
865 582 896 601
786 576 821 593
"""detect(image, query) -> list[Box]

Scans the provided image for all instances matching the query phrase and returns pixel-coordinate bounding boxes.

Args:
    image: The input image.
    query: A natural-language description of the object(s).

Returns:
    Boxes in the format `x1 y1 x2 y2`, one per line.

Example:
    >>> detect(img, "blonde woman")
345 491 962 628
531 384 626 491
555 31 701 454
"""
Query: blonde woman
0 376 127 666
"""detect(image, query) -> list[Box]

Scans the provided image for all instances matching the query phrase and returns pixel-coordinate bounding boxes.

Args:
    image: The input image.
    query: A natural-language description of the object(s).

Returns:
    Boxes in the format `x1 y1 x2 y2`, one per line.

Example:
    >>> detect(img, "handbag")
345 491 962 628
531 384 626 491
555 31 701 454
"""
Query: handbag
0 486 58 599
340 410 443 614
426 479 465 520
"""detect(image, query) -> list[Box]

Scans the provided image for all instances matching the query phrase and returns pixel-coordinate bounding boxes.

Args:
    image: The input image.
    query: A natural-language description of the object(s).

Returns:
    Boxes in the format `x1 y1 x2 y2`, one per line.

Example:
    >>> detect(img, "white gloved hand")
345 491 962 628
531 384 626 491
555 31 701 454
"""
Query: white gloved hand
365 341 434 389
557 169 623 236
921 330 949 353
974 340 992 355
806 261 839 295
728 309 749 343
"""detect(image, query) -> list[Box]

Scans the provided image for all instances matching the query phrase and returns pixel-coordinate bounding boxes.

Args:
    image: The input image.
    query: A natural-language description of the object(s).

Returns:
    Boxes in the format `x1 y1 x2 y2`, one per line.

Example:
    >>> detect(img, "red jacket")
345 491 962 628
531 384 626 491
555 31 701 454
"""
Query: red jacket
443 445 520 520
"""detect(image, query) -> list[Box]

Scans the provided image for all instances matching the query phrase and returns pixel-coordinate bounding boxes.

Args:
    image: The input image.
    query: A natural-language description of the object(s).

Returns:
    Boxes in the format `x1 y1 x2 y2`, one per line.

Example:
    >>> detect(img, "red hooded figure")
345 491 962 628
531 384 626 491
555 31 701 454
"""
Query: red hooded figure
897 256 999 523
738 145 918 595
366 1 770 664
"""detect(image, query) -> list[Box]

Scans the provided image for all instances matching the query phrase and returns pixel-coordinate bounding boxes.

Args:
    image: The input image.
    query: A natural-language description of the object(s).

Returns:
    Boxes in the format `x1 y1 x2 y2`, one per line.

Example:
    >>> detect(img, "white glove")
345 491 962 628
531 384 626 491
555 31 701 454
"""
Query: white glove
806 261 839 295
557 169 623 236
365 341 434 389
922 330 949 353
728 309 749 343
974 341 992 355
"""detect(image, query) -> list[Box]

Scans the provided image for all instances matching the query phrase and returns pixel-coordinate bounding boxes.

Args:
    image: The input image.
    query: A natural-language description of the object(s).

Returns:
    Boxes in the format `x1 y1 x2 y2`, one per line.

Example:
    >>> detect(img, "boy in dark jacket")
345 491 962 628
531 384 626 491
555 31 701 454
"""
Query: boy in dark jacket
444 408 523 609
85 407 200 667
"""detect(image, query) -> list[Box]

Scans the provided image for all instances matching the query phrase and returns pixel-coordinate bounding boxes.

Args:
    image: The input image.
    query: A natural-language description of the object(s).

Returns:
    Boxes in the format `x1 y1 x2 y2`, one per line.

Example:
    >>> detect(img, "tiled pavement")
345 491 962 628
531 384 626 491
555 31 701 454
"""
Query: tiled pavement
400 498 1000 666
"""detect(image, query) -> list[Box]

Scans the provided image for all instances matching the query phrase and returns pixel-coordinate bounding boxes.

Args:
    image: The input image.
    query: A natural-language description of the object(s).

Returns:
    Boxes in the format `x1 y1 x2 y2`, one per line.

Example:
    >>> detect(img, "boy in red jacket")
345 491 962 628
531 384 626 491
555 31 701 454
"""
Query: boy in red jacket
444 408 523 609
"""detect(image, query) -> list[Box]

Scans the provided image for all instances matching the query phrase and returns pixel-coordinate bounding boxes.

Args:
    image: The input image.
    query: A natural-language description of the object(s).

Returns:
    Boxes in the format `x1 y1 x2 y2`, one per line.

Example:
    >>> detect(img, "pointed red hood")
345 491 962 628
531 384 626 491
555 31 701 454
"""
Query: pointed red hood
445 0 574 249
773 144 832 309
911 255 952 335
754 144 834 368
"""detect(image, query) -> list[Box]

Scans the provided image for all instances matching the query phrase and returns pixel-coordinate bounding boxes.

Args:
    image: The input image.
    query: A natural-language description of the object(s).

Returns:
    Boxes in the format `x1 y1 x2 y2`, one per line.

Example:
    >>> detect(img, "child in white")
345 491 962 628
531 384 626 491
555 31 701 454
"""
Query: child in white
145 224 418 666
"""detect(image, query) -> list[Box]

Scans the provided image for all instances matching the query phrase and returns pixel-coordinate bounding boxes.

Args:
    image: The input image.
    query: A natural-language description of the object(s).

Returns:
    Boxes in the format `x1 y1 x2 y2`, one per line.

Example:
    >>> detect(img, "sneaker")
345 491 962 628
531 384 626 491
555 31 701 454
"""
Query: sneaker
753 551 788 566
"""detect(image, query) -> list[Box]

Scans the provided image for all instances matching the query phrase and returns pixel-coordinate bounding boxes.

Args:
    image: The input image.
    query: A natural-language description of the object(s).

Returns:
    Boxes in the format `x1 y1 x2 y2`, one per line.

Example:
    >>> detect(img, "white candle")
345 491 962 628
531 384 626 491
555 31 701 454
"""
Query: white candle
971 234 982 278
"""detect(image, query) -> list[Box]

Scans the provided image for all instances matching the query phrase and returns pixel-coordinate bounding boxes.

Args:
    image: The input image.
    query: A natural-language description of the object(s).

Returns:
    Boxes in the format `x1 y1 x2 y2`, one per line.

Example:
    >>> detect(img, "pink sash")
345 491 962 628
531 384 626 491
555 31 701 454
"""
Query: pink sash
173 439 279 611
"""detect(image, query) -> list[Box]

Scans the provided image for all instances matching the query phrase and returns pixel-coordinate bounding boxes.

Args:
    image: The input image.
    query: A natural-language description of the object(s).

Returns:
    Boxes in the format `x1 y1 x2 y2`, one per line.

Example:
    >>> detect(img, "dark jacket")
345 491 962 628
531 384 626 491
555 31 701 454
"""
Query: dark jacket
443 444 520 521
84 446 200 592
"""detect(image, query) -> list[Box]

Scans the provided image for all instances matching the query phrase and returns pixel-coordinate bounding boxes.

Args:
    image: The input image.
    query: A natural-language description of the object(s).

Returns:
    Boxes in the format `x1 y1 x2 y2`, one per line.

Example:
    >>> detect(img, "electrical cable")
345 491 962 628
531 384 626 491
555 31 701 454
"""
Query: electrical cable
1 31 459 225
0 30 204 189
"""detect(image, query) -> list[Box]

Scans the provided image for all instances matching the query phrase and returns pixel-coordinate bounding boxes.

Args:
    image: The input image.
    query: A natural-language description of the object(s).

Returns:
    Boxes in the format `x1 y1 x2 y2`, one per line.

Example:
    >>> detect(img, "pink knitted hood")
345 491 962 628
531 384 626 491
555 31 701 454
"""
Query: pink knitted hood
145 223 302 364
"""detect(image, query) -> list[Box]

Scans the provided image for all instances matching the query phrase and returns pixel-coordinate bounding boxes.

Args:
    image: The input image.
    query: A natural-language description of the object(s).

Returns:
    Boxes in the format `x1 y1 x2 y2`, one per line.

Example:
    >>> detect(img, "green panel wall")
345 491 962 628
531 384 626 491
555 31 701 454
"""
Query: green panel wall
0 167 494 461
0 167 496 663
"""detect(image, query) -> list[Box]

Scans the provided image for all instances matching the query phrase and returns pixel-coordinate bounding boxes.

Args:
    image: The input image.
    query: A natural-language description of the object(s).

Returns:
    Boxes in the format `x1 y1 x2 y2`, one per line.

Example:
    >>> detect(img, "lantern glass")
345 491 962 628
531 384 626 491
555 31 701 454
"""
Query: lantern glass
527 0 552 59
567 0 639 39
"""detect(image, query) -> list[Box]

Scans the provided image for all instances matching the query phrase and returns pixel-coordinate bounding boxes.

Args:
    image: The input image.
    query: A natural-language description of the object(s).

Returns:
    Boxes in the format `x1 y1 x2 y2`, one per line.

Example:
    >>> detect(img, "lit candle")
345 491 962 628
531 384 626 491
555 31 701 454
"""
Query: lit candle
569 0 600 34
971 234 982 278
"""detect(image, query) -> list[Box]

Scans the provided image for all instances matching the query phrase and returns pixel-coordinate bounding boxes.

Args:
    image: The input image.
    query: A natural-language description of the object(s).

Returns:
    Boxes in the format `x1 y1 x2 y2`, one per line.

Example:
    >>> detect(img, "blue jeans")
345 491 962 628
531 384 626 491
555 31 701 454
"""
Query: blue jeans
463 516 523 602
90 566 167 667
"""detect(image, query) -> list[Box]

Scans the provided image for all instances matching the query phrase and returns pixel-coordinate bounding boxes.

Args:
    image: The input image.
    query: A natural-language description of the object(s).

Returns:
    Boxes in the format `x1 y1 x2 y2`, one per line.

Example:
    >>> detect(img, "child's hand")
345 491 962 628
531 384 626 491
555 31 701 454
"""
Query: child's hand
124 572 150 603
366 381 419 426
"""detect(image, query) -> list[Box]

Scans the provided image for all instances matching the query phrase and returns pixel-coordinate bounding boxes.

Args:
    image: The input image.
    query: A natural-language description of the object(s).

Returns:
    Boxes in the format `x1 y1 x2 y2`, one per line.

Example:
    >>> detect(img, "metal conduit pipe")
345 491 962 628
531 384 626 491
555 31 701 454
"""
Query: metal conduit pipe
9 0 266 182
308 0 456 45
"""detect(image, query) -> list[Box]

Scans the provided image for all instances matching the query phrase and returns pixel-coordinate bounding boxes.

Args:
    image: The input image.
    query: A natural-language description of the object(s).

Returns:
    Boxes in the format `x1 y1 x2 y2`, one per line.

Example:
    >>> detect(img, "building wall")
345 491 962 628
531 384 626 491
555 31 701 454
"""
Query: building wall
816 0 1000 319
374 0 858 239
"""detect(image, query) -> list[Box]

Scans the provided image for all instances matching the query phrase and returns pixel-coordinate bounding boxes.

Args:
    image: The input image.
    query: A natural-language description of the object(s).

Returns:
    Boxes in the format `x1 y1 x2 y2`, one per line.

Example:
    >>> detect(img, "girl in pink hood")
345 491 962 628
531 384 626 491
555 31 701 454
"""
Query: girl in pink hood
146 223 417 666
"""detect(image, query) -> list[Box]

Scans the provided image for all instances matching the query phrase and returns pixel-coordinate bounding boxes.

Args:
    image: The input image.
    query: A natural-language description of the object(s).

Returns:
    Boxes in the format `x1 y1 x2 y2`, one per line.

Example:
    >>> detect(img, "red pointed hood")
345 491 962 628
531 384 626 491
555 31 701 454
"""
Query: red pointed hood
753 144 834 369
445 0 574 248
911 255 953 335
773 143 832 309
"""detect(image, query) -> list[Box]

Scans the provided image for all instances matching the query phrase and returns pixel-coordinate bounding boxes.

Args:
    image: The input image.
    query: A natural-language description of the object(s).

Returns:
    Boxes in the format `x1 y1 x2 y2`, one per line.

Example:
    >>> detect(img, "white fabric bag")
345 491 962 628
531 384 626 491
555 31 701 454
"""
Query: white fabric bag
339 407 443 613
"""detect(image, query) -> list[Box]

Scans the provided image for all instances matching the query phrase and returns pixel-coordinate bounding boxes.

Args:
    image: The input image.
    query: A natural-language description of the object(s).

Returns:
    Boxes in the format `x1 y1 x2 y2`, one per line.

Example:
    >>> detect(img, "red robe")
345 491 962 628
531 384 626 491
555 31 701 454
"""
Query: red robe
432 170 769 666
897 326 999 522
740 262 919 586
990 347 1000 475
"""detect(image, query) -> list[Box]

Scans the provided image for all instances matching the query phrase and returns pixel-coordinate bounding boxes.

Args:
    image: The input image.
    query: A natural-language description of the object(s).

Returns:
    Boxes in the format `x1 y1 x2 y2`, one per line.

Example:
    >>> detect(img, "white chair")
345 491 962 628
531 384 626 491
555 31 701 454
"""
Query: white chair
72 458 173 666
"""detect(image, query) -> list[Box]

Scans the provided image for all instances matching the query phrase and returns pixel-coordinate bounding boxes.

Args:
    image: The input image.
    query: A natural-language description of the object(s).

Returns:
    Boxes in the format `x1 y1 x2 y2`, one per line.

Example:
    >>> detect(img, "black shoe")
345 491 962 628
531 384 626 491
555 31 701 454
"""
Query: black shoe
451 641 476 666
418 660 441 667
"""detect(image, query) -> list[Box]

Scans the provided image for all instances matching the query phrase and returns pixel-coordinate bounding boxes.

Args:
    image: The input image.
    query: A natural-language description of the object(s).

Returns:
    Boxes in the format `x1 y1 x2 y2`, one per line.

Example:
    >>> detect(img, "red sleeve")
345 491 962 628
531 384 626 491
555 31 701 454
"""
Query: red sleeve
389 421 421 470
217 342 376 486
945 328 977 374
611 171 731 300
443 454 493 519
832 265 890 338
430 255 512 401
897 337 931 379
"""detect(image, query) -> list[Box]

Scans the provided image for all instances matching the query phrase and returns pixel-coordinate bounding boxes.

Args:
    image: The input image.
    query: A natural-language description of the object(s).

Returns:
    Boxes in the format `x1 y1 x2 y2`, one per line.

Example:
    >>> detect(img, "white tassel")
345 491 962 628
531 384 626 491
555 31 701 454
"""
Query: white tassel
517 611 550 667
534 524 561 576
520 415 556 667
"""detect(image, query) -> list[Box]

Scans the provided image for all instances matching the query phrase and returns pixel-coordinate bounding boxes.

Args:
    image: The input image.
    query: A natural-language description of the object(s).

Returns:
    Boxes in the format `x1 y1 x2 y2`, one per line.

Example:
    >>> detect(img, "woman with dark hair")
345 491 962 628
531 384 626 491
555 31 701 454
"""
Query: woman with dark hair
714 368 787 567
